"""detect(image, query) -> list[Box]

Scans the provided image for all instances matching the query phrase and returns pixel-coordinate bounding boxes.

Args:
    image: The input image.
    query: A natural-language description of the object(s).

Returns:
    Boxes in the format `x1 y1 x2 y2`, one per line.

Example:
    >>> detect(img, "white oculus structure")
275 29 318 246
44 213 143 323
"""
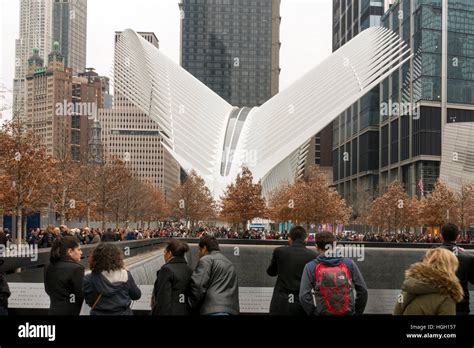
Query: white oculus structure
112 27 411 199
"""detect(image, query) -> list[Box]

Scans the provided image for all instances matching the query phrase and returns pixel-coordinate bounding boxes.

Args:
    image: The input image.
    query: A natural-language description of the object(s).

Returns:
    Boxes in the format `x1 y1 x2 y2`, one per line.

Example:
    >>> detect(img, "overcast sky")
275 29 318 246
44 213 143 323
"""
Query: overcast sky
1 0 338 122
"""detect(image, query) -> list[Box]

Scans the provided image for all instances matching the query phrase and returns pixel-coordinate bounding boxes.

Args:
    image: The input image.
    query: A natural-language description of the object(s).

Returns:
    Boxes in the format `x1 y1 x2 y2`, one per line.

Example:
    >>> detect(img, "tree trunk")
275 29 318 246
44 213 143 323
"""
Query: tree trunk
17 207 22 244
22 212 27 241
60 188 66 225
101 185 106 230
86 205 91 227
60 209 65 226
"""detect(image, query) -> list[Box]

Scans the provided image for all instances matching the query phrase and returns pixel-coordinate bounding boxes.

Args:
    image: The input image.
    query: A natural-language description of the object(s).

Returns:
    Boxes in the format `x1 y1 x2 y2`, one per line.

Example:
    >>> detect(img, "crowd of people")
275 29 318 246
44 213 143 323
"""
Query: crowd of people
1 224 473 248
0 222 473 317
335 231 474 244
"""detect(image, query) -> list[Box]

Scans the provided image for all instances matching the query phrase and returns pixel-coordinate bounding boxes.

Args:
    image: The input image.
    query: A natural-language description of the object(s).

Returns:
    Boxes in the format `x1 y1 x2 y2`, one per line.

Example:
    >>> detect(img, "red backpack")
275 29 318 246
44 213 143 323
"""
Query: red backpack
311 261 355 315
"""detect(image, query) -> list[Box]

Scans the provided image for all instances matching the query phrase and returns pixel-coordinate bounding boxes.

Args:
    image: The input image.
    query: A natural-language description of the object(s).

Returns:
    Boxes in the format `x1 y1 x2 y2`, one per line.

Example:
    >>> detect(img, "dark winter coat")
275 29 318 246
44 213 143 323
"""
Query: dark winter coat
151 255 193 315
440 242 474 314
83 269 141 315
267 240 317 315
28 233 39 245
39 232 53 248
44 257 85 315
394 261 464 315
0 231 8 246
101 231 116 242
0 269 10 315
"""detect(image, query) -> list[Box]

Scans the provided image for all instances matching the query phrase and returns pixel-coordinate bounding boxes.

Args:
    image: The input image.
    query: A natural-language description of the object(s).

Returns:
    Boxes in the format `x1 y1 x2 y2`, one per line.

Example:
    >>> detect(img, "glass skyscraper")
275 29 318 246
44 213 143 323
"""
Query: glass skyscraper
332 0 384 51
52 0 88 75
323 0 384 191
179 0 281 107
332 0 474 206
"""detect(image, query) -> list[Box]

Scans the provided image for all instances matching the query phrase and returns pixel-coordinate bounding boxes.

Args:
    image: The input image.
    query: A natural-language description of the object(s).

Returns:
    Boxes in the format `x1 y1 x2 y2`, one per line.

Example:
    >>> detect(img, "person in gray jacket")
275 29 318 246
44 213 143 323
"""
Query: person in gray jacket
188 235 239 315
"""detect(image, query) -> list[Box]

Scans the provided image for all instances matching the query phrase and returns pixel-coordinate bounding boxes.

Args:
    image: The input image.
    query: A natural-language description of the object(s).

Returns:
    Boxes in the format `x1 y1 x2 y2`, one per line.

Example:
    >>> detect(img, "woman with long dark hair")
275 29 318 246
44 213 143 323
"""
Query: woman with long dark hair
83 243 141 315
44 236 84 315
151 239 193 315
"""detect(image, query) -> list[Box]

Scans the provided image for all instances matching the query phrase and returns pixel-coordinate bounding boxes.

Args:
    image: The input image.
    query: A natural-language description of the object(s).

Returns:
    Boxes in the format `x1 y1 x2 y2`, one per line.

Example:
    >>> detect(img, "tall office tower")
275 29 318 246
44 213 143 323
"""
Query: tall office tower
376 0 474 196
332 0 384 51
333 0 474 204
329 0 385 205
25 42 102 160
13 0 53 122
179 0 281 107
52 0 88 75
99 32 180 199
311 0 385 184
71 70 104 162
25 43 72 158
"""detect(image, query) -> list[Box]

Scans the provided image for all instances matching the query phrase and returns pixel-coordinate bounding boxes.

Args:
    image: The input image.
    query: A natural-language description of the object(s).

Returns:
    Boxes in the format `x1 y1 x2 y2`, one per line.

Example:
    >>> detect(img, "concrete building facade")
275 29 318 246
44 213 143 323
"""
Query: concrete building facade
99 32 181 200
25 44 72 158
25 43 103 161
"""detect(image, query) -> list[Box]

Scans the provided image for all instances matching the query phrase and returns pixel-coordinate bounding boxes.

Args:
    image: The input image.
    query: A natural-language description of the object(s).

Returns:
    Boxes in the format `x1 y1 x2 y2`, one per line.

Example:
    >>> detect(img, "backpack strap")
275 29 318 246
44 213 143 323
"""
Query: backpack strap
91 293 102 310
341 259 354 285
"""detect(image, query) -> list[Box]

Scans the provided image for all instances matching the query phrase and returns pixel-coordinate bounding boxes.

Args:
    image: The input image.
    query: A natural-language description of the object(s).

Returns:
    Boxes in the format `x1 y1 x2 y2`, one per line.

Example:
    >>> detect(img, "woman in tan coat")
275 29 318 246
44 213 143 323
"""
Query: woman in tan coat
394 248 463 315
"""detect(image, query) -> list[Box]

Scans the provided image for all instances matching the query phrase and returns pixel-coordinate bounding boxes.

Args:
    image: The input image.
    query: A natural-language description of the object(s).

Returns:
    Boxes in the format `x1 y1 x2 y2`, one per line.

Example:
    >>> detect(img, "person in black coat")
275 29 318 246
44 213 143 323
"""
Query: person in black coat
0 260 10 316
44 236 85 315
440 223 474 315
151 239 193 315
39 225 54 248
101 229 116 242
267 226 317 315
0 230 8 246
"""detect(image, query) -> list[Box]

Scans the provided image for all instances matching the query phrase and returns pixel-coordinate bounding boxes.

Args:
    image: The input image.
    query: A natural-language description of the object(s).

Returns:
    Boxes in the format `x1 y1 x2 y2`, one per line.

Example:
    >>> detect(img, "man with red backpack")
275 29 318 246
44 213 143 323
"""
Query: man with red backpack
299 231 368 315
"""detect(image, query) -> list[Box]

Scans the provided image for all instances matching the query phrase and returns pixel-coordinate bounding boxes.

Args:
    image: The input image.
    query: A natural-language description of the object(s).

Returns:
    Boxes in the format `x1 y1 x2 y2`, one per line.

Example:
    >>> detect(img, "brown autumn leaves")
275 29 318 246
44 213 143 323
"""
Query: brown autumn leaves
0 121 167 239
367 180 474 234
2 119 473 239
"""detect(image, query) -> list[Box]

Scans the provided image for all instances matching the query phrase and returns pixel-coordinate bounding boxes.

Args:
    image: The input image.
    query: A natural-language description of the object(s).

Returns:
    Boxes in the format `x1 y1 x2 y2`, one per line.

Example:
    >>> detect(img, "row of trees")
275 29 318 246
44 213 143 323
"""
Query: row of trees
0 123 349 236
3 118 474 238
368 180 474 234
171 166 352 230
0 121 168 240
0 120 270 237
166 167 267 231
